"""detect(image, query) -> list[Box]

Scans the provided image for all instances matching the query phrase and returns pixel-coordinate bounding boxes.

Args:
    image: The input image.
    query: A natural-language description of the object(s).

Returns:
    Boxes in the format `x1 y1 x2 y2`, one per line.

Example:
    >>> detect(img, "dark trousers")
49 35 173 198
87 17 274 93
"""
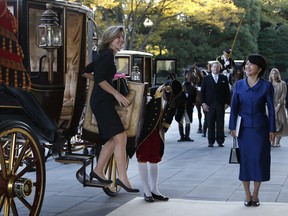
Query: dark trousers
207 102 225 144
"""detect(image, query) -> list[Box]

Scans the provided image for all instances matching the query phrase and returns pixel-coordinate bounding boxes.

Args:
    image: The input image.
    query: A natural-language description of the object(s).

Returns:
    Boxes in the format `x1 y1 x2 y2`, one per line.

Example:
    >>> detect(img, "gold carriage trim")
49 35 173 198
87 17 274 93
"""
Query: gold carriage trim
0 57 26 71
0 64 31 91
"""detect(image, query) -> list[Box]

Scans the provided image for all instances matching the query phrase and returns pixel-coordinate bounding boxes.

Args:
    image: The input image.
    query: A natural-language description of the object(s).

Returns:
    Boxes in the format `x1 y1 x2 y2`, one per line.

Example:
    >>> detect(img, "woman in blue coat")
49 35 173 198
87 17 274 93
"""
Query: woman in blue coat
229 54 276 207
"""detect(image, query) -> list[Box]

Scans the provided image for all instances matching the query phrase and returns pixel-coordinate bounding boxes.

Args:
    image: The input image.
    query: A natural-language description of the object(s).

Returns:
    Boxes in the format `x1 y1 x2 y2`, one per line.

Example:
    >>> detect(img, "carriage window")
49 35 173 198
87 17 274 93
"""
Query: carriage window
116 57 129 75
154 59 177 85
29 8 57 73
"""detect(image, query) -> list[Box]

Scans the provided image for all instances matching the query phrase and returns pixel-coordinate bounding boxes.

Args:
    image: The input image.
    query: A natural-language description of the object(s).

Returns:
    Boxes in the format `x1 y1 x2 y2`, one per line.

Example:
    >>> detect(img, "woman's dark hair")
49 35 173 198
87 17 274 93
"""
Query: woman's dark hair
246 54 267 77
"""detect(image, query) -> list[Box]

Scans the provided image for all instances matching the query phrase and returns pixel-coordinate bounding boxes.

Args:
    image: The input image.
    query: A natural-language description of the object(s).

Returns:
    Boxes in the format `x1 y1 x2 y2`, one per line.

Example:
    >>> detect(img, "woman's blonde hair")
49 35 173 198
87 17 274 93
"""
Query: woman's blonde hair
98 26 125 51
269 68 281 82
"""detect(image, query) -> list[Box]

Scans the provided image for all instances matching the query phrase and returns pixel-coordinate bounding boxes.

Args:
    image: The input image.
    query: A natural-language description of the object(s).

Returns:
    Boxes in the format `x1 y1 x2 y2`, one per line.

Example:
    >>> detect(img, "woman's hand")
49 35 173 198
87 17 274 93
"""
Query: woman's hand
98 81 130 107
114 92 130 107
269 132 276 143
230 130 236 137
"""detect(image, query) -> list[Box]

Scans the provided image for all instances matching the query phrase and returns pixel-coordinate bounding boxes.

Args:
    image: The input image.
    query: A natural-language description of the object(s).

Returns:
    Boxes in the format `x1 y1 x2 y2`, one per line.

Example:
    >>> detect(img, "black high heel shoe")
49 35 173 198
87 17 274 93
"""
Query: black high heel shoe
244 200 252 207
90 171 112 184
116 178 139 193
252 199 260 207
244 196 252 207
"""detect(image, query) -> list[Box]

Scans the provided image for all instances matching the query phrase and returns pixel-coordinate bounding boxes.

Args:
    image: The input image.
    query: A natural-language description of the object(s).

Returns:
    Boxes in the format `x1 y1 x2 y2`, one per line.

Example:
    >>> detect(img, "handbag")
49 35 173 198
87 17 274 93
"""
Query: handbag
113 77 129 96
229 137 240 164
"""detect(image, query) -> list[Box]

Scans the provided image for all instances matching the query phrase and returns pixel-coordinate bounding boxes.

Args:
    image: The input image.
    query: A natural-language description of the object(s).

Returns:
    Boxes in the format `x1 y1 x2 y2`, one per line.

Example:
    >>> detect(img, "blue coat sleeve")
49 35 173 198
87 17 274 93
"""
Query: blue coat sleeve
229 81 240 131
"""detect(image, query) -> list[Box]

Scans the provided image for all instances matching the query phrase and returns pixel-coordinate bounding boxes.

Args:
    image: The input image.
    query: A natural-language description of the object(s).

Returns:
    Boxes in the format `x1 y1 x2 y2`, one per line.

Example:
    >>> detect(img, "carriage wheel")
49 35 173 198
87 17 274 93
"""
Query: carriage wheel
102 154 129 197
0 121 45 216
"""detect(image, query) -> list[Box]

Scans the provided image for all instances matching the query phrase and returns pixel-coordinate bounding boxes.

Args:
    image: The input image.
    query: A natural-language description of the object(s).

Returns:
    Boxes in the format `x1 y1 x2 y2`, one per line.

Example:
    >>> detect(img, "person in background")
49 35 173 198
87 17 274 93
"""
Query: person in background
230 64 245 93
269 68 288 147
175 68 197 142
285 77 288 113
83 26 139 193
216 48 235 75
136 78 182 202
229 54 275 207
201 62 230 147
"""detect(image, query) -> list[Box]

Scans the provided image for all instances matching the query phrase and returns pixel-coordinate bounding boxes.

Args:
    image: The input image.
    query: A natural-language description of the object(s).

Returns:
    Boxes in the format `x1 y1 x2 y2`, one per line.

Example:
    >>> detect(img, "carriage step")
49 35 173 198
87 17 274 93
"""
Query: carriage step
55 154 94 164
75 157 113 188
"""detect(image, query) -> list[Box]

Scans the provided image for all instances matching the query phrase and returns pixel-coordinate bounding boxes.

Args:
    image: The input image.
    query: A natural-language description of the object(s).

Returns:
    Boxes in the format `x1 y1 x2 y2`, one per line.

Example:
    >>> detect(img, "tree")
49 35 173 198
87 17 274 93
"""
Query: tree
259 0 288 74
78 0 241 53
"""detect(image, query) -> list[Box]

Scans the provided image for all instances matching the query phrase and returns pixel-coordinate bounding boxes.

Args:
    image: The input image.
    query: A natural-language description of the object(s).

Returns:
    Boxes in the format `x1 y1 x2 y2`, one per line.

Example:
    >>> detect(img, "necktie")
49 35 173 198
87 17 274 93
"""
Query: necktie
214 75 218 83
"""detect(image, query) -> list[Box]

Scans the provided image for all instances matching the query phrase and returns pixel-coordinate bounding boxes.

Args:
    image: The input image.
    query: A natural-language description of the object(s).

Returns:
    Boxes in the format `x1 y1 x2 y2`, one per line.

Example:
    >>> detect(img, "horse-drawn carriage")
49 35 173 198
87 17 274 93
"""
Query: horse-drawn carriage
0 0 178 215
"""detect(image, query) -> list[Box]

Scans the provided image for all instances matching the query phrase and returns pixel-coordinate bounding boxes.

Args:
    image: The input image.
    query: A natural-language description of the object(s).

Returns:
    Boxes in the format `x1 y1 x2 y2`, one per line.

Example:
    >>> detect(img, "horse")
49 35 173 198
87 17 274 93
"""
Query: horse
185 64 206 133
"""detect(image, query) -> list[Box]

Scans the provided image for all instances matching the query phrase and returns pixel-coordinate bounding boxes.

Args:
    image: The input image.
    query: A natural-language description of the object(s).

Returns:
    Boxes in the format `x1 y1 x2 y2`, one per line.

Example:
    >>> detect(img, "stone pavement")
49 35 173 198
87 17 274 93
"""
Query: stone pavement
39 113 288 216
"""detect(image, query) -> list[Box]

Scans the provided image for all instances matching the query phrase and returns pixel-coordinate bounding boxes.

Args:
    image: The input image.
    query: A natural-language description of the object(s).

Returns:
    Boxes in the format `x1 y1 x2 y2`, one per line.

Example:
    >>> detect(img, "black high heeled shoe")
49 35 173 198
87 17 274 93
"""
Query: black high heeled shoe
116 178 139 193
244 200 252 207
252 199 260 207
151 192 169 201
90 171 112 184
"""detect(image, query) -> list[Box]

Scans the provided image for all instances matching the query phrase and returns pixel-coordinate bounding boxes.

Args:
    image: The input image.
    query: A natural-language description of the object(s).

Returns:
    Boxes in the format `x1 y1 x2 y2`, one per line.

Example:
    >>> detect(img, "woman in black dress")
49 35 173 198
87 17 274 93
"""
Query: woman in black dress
84 26 139 192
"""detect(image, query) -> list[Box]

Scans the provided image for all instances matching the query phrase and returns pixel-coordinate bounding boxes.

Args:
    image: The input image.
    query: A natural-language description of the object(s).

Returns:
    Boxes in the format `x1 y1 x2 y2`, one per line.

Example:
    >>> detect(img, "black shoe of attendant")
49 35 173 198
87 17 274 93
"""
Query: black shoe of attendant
218 143 224 147
144 193 154 202
208 144 214 147
177 137 185 142
151 192 169 201
184 137 194 142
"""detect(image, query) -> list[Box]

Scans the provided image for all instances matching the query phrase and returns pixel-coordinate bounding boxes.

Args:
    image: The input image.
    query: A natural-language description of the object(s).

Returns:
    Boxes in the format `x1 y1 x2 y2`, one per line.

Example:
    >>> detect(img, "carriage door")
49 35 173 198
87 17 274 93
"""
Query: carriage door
59 10 87 129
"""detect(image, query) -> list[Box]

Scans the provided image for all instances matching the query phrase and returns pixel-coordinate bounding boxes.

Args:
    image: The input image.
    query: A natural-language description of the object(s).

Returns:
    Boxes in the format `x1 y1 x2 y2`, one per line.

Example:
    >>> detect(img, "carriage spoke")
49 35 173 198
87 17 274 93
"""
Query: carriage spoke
10 198 19 216
14 141 29 173
0 194 4 212
17 159 38 178
18 196 33 211
4 197 10 216
8 133 17 175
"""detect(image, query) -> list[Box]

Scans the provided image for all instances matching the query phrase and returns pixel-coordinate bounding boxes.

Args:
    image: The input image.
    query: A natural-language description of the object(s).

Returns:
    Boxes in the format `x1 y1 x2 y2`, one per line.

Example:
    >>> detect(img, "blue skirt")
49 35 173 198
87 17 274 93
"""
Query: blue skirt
238 127 271 182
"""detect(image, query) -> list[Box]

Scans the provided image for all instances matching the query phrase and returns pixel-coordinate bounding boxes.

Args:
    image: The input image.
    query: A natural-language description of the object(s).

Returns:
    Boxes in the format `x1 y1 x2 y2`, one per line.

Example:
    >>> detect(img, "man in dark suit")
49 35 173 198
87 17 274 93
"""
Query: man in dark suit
201 62 230 147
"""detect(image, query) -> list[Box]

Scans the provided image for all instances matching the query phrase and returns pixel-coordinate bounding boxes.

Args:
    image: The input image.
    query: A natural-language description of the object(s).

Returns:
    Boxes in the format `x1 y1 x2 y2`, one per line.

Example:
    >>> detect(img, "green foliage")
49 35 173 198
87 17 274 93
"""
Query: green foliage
259 0 288 74
74 0 288 72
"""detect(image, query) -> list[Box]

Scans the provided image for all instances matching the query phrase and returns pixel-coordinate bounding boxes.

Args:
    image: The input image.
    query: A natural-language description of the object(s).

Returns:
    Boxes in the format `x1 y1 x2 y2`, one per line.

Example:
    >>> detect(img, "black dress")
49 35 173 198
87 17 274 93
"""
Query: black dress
90 48 125 141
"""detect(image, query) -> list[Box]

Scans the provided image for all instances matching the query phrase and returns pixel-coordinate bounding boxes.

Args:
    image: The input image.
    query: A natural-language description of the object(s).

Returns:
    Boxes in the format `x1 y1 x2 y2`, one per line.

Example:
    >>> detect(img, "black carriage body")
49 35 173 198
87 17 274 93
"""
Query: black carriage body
1 0 95 142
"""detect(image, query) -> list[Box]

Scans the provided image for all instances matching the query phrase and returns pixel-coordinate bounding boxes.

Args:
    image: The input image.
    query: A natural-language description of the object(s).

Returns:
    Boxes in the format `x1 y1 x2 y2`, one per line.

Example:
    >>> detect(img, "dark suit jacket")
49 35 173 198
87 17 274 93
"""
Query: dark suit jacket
201 74 230 107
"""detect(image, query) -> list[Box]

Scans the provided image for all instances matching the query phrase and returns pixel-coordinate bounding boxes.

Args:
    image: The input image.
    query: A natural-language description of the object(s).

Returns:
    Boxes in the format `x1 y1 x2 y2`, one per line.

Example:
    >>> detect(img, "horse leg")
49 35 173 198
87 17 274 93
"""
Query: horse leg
196 104 203 133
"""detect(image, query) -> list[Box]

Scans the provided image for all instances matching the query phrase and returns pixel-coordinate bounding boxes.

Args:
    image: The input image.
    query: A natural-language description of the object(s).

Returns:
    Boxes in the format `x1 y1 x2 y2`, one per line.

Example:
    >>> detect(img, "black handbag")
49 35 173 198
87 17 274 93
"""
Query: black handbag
113 77 129 96
229 137 240 164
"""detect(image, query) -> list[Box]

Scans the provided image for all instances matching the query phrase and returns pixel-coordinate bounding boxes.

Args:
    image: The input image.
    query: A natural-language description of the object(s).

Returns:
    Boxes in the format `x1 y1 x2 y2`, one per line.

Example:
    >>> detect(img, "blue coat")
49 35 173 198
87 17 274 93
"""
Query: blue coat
229 78 275 181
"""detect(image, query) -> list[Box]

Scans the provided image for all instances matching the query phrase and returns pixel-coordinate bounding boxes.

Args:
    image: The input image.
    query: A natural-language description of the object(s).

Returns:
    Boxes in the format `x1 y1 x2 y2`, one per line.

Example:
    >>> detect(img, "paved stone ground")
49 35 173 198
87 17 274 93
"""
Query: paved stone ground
37 112 288 216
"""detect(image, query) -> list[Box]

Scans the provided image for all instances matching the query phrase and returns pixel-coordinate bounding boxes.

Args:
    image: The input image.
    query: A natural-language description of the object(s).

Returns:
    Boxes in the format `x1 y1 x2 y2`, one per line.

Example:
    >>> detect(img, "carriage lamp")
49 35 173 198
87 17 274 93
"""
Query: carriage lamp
131 64 141 81
37 3 62 83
